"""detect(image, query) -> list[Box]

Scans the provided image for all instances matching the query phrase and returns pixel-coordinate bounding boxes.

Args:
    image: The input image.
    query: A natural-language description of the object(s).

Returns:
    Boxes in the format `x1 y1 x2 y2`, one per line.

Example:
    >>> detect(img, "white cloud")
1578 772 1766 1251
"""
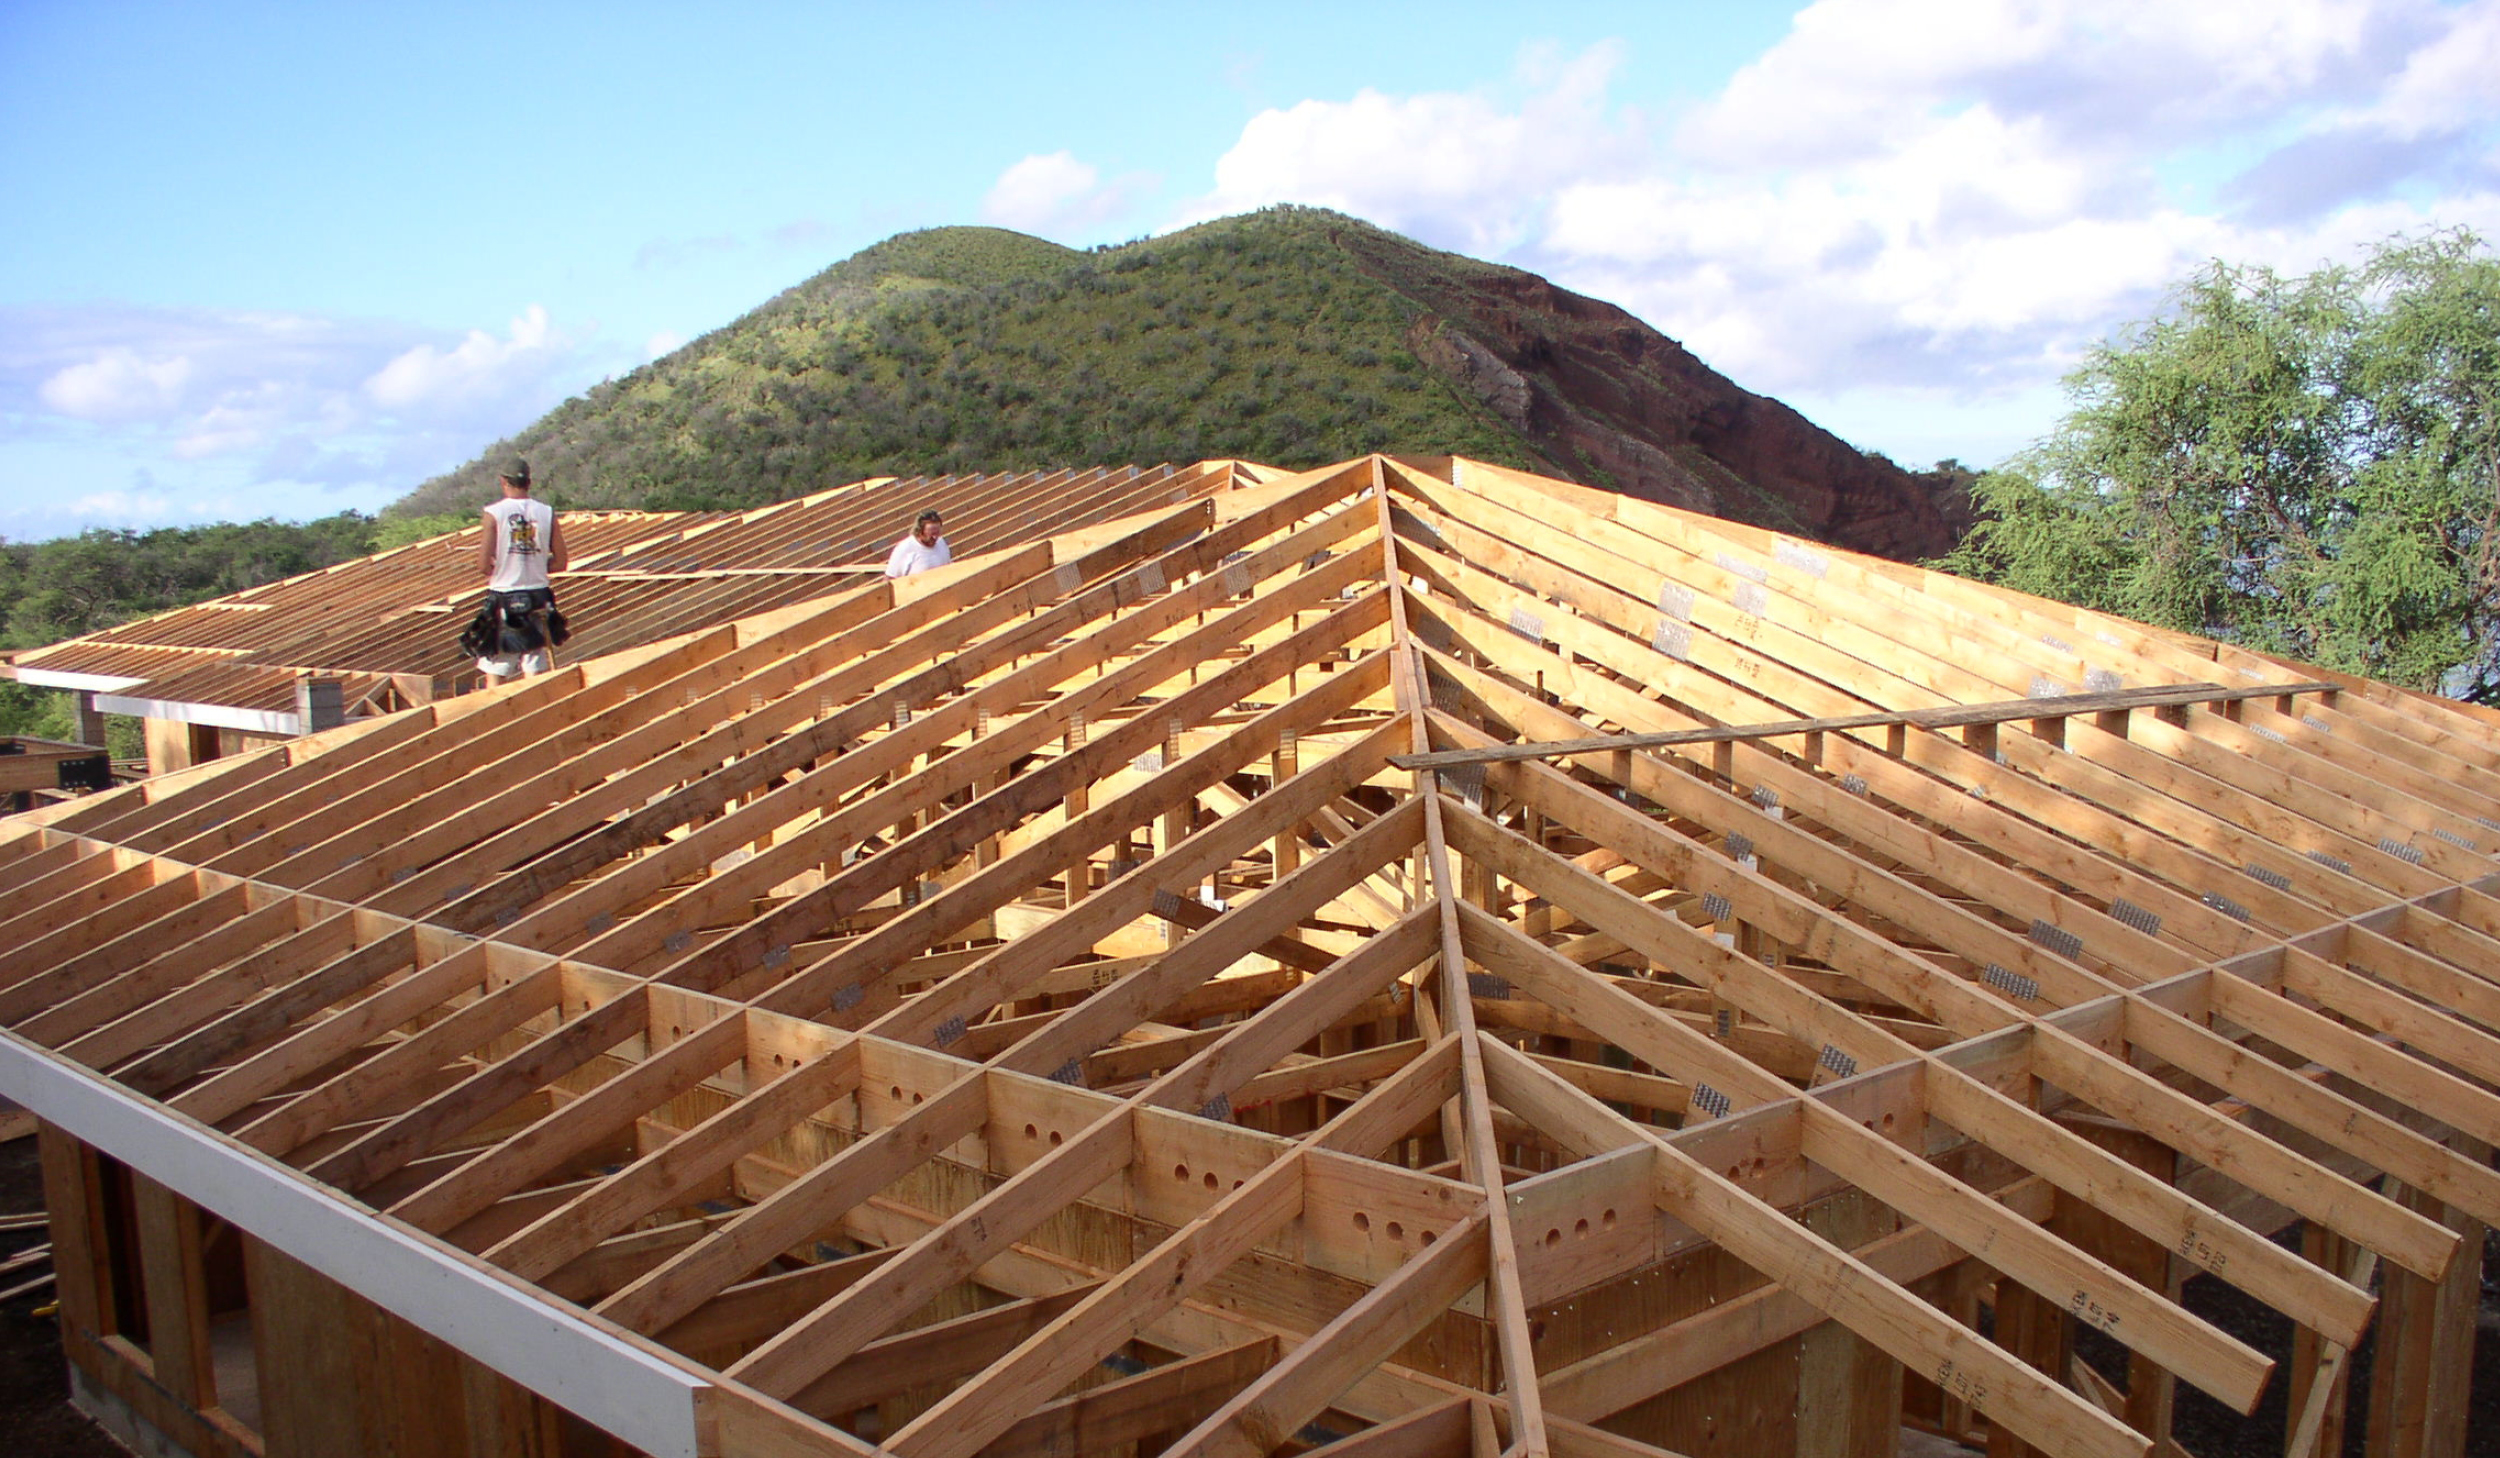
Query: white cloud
985 153 1101 226
981 151 1153 239
1187 42 1634 257
646 329 687 360
39 349 194 420
365 305 561 410
0 300 620 527
1179 3 2500 463
173 400 275 460
1677 0 2409 168
2369 1 2500 135
1565 0 2499 395
64 487 178 522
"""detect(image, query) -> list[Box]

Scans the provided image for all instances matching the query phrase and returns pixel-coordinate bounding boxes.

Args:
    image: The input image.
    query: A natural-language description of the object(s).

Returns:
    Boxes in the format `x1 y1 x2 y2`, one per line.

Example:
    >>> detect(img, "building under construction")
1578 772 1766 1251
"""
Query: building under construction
0 455 2493 1458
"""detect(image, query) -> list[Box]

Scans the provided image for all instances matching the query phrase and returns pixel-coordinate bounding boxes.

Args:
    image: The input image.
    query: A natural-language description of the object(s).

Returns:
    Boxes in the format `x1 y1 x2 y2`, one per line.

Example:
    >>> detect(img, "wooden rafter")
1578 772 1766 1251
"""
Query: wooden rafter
2 454 2497 1458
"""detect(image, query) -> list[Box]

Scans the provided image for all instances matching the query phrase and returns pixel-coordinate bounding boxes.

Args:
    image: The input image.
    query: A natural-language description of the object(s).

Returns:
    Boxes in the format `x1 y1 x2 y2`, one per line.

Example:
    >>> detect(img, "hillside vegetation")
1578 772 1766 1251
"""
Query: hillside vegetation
394 210 1969 559
399 213 1526 515
3 214 1977 745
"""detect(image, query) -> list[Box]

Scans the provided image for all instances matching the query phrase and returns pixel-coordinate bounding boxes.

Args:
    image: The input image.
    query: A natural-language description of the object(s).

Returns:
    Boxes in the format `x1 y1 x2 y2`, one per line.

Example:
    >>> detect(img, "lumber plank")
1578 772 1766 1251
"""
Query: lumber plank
1154 1210 1493 1458
1396 680 2338 770
487 1040 860 1283
1482 1040 2147 1458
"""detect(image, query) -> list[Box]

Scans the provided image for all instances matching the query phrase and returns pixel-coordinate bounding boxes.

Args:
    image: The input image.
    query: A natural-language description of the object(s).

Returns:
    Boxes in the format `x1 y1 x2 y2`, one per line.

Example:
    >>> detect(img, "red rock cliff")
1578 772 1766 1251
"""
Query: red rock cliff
1334 223 1973 561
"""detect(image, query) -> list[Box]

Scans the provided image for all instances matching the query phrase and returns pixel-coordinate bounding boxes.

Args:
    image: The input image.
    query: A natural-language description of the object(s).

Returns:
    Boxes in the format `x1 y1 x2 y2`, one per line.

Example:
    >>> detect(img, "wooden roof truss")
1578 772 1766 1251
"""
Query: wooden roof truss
3 462 1250 726
5 456 2499 1458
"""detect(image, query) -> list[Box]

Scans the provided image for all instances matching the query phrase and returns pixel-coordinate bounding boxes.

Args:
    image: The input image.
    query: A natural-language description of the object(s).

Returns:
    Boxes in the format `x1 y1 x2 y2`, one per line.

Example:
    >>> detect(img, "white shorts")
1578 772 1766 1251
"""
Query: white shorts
478 650 553 678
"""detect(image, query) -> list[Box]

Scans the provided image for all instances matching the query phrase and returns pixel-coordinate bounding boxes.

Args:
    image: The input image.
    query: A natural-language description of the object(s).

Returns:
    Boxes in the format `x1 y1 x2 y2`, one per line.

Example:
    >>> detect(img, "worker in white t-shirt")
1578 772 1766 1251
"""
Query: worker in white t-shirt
884 509 951 578
474 460 569 677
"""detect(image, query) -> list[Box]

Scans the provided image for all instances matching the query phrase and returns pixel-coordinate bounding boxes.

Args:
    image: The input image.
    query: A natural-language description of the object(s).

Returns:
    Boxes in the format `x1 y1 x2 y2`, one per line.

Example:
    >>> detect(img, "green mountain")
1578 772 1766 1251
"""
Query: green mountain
394 209 1970 560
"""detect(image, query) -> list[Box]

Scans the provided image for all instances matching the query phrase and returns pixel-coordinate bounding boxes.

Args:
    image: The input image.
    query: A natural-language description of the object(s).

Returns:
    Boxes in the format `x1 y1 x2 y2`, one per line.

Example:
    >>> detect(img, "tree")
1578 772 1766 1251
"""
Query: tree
0 513 384 751
1941 231 2500 701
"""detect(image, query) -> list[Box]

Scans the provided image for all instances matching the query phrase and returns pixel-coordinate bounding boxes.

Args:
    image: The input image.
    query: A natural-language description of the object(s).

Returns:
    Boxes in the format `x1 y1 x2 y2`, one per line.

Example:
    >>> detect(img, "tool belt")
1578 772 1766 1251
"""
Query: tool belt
460 588 570 659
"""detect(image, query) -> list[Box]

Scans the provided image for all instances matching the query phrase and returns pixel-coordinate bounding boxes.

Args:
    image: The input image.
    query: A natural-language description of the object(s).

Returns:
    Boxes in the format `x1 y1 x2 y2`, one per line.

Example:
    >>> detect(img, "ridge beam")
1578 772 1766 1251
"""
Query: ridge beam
1379 466 1547 1458
1395 680 2339 771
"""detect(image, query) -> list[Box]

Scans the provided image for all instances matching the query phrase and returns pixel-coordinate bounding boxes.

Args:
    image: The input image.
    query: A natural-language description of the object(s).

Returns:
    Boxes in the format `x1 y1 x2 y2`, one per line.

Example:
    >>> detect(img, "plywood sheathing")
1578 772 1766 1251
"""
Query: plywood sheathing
2 454 2497 1458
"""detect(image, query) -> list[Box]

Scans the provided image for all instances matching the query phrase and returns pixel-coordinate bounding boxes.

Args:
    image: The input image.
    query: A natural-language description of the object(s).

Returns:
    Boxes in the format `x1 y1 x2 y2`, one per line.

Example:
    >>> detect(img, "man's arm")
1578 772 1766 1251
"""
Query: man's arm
884 537 911 578
477 508 498 579
548 514 569 574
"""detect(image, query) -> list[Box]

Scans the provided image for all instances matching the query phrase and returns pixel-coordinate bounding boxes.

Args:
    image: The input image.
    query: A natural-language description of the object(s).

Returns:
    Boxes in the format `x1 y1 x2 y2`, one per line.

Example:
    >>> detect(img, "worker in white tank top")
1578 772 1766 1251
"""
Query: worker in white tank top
482 468 561 590
474 460 568 676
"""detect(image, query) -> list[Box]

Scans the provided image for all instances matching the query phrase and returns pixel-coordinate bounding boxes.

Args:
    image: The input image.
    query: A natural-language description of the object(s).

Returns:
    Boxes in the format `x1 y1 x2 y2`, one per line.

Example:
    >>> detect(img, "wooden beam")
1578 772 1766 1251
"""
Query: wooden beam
389 1010 753 1235
980 1337 1279 1458
594 1062 989 1336
723 1103 1139 1398
873 1148 1310 1458
486 1041 859 1283
787 1284 1087 1419
1395 680 2339 771
1459 906 2272 1413
1480 1038 2148 1458
1158 1209 1493 1458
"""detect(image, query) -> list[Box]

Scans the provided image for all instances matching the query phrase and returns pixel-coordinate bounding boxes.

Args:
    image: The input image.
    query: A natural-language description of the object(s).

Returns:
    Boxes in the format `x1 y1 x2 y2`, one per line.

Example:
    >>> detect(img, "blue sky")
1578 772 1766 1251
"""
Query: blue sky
4 1 2495 542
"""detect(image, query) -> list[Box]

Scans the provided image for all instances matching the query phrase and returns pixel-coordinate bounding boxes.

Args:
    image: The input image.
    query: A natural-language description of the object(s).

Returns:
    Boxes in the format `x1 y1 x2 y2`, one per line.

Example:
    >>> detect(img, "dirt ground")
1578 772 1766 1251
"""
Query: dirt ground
1 1124 2494 1458
2159 1232 2500 1458
0 1132 130 1457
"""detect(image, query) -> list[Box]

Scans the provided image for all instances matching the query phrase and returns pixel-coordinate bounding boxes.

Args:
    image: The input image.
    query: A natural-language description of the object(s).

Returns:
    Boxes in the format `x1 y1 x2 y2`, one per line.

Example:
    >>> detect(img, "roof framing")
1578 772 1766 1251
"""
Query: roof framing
5 454 2499 1458
2 462 1259 730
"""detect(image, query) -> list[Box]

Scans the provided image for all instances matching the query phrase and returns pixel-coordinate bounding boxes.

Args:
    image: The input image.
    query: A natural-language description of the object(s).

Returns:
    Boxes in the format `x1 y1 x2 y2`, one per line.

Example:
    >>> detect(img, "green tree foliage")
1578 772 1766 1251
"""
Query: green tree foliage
372 513 473 551
1941 232 2500 700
